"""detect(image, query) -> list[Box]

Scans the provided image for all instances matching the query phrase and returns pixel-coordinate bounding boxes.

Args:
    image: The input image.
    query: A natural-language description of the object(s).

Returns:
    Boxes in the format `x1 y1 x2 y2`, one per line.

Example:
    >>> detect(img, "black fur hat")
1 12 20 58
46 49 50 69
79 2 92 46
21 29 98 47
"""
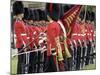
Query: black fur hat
23 8 30 20
86 11 91 21
79 10 85 21
37 9 43 20
34 9 39 21
46 3 61 21
32 10 36 21
13 1 24 16
28 9 35 20
90 11 95 22
63 5 74 13
64 5 70 13
43 10 48 21
59 4 64 19
39 10 47 20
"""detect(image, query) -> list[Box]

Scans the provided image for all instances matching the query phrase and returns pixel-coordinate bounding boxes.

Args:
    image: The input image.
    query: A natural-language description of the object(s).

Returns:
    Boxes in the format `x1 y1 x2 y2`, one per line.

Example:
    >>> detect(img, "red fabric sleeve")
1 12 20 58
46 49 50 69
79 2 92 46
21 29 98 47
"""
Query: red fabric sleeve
14 21 28 48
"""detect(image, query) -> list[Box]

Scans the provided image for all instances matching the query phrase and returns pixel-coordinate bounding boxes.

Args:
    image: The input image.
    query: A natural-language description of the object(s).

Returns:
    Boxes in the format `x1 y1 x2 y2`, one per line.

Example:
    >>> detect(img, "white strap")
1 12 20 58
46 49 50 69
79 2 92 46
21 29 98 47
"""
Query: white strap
91 30 93 32
57 20 67 38
33 31 36 34
73 40 77 46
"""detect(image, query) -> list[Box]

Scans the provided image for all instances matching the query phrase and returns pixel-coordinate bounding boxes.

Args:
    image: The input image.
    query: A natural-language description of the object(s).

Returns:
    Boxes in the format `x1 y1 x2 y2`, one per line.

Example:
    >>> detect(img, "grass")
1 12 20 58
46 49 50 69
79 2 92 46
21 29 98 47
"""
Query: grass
83 64 96 70
11 56 18 75
11 56 96 74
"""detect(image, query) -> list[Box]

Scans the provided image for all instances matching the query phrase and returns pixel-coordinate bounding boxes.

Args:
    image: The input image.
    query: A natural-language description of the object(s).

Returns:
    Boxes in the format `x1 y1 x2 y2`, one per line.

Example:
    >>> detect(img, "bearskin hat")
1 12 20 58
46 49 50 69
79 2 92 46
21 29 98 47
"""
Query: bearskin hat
46 3 61 21
13 1 24 16
23 7 30 20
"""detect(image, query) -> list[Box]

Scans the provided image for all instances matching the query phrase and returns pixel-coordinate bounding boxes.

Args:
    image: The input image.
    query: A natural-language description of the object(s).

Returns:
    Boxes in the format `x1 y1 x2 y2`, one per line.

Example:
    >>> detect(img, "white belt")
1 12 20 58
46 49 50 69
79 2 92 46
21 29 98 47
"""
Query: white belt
91 30 93 32
27 37 30 39
14 34 27 38
73 33 86 36
78 34 81 36
72 34 77 36
90 34 92 36
87 33 90 35
87 33 92 36
21 34 27 36
81 34 86 36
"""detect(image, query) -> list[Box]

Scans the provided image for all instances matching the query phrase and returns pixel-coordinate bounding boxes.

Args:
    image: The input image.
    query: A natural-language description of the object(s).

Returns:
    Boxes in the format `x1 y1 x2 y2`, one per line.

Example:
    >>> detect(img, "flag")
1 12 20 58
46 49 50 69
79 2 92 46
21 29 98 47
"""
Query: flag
61 5 82 38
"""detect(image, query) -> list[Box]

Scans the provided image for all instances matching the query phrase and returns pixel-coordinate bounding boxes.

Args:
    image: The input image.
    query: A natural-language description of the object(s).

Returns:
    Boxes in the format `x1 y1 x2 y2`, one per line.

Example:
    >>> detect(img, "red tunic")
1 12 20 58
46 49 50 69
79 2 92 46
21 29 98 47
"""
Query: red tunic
25 24 30 43
85 23 90 41
71 22 80 46
79 23 87 42
47 21 60 56
88 23 95 41
32 26 41 46
14 20 28 48
27 25 35 49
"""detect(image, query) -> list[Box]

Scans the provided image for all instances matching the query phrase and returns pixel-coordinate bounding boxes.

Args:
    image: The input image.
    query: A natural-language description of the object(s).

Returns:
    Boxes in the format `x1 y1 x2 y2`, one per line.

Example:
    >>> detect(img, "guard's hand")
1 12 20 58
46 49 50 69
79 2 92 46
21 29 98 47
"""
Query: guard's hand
24 48 27 52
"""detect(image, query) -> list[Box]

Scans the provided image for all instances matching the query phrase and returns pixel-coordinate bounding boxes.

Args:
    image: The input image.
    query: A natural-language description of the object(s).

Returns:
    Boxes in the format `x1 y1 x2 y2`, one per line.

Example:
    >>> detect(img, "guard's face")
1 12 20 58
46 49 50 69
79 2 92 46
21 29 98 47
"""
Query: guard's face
28 20 33 25
20 13 24 18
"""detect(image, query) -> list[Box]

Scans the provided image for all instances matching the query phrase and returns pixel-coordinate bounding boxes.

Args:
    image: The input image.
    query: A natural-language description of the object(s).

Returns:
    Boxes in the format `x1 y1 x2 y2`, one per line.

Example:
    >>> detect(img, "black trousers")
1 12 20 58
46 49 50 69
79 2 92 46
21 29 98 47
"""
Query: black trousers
85 41 91 65
17 47 26 74
45 55 57 72
73 46 77 70
28 52 38 73
76 45 81 70
66 45 73 71
43 51 47 71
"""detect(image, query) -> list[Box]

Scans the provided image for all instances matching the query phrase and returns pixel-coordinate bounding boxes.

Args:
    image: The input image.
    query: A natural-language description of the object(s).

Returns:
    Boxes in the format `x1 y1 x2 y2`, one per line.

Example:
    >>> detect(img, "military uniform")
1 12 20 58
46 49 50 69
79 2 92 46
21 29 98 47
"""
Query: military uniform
46 21 60 71
27 9 39 73
85 11 95 65
71 22 80 70
13 1 28 74
46 3 65 72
